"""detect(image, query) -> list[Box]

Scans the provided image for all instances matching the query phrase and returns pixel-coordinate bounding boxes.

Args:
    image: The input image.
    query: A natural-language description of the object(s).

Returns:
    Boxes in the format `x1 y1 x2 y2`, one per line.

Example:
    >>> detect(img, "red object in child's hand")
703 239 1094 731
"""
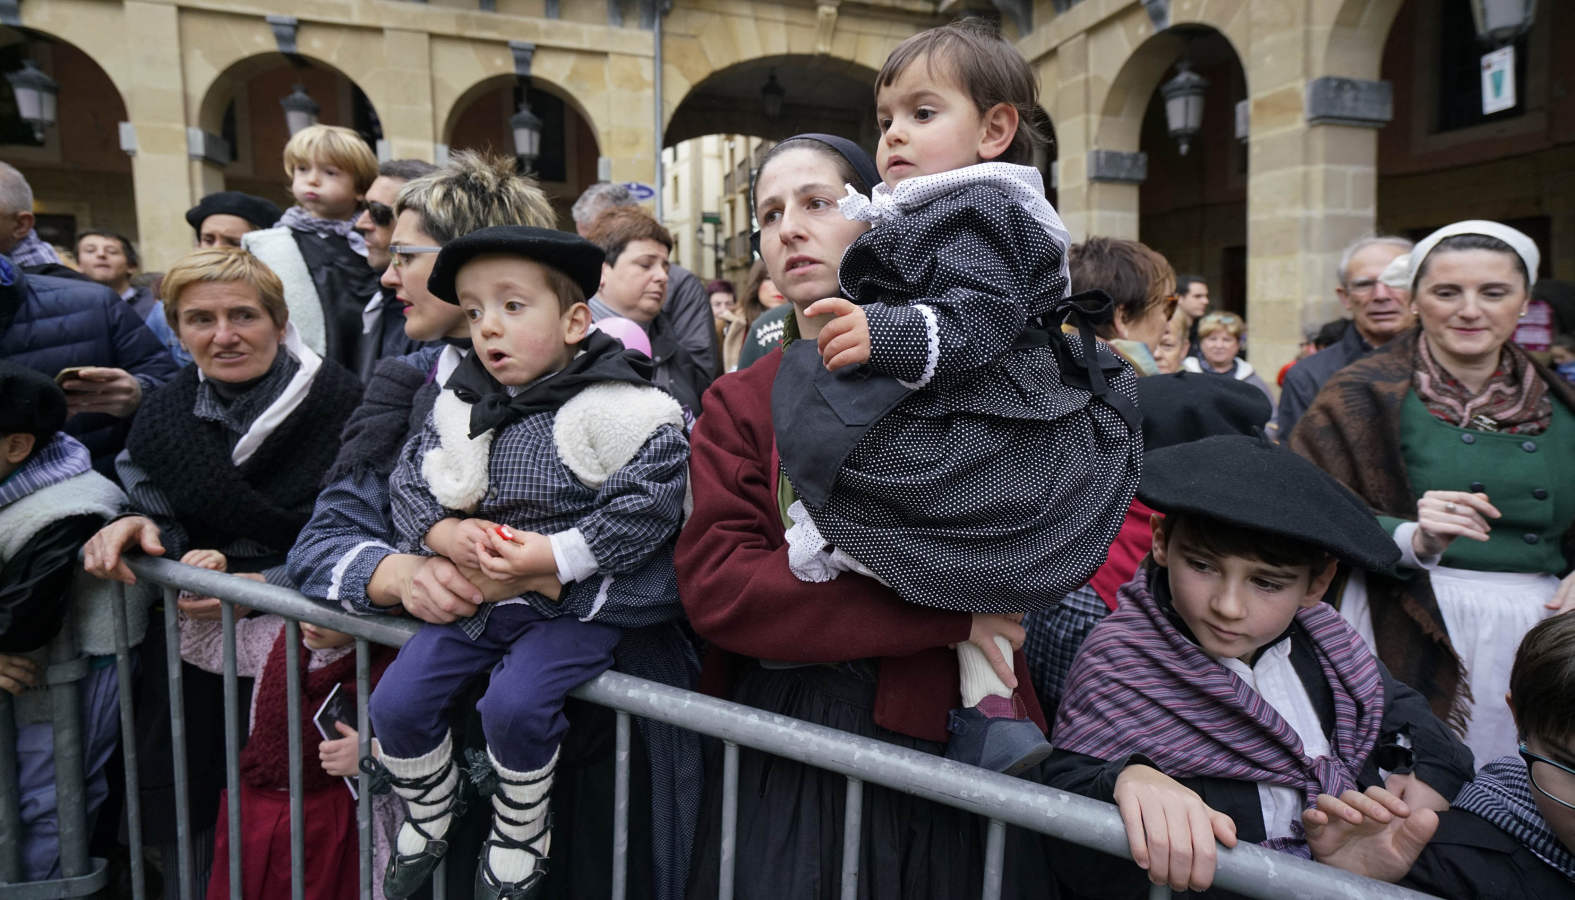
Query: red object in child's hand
495 525 515 542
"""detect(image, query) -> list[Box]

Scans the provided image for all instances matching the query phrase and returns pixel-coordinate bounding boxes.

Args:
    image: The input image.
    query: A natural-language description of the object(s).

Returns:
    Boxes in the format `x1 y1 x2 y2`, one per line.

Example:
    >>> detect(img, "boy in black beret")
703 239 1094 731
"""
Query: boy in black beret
370 226 689 899
0 362 138 879
1043 435 1475 897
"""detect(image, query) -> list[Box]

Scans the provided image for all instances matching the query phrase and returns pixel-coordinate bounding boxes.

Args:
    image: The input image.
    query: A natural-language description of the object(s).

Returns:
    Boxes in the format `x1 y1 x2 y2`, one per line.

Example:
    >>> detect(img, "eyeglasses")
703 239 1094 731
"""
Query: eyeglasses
1344 278 1380 297
1520 742 1575 810
361 200 395 227
388 244 442 270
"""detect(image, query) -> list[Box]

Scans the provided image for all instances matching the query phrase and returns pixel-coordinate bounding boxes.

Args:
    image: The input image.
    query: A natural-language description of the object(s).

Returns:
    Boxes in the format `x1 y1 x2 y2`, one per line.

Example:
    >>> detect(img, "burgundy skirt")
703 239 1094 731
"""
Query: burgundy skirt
206 783 357 900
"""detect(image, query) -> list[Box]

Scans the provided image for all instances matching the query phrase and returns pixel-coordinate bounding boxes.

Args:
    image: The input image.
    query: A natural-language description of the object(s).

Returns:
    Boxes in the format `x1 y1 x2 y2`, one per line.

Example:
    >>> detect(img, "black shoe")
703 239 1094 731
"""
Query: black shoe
378 761 467 900
945 694 1052 776
473 855 548 900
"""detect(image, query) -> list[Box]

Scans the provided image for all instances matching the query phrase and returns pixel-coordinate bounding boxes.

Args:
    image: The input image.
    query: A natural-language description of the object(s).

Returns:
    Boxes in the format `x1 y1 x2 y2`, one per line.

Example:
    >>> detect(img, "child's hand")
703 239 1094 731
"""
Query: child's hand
1383 772 1450 813
425 518 496 570
1412 491 1498 558
804 297 871 372
1113 764 1237 893
181 549 228 571
177 549 246 618
318 721 362 778
0 654 39 696
476 526 556 581
1303 786 1437 881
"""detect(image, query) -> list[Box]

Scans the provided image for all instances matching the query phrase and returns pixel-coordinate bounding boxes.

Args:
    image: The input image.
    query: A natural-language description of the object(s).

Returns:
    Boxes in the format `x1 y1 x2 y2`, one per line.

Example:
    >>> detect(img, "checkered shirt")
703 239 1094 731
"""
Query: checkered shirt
1023 583 1112 718
389 402 688 638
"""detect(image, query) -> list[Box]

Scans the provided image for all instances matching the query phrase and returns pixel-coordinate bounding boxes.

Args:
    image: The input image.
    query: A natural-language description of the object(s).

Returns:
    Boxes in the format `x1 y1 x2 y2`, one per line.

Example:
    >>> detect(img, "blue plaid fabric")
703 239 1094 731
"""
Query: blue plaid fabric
389 399 688 638
7 231 59 269
0 433 92 509
1023 583 1111 721
190 352 299 440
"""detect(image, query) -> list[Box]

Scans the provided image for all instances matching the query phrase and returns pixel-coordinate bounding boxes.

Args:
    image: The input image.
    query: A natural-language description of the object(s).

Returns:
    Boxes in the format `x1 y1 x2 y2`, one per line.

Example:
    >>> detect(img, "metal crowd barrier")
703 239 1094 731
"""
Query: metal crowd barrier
0 555 1440 900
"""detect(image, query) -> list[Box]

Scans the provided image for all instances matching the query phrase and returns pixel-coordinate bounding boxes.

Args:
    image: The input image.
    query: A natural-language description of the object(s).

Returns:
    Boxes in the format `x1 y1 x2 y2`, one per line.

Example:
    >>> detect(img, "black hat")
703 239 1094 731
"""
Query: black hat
184 192 285 234
1138 434 1400 573
0 361 68 442
1135 373 1271 452
426 225 604 306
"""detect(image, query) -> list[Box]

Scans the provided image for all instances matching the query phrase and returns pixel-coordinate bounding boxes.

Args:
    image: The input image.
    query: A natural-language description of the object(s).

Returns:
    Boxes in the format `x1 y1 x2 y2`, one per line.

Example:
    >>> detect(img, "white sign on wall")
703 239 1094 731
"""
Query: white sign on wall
1481 45 1516 115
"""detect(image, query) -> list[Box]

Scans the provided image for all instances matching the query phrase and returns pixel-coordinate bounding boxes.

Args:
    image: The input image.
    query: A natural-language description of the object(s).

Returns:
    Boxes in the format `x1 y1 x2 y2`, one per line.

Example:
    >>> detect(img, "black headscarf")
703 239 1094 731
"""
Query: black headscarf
749 133 880 257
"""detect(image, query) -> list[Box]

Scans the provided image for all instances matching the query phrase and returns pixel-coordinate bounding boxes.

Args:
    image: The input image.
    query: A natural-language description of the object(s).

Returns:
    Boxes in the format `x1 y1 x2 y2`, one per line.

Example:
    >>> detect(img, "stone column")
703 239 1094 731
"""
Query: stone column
1244 8 1390 386
122 1 199 271
377 29 436 162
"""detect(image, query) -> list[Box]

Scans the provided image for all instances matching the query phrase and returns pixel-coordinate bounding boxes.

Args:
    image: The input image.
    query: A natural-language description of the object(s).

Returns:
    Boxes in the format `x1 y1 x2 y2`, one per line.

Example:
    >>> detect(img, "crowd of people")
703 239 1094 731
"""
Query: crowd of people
2 16 1574 900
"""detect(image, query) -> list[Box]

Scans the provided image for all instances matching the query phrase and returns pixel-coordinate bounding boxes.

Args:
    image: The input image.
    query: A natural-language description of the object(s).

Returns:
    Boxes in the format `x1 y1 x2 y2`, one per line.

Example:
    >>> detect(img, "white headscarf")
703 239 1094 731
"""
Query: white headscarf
1407 219 1539 292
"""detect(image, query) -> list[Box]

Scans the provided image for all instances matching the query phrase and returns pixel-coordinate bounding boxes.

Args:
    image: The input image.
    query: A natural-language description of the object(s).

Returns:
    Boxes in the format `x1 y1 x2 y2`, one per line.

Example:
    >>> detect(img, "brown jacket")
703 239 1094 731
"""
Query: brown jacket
1290 328 1575 731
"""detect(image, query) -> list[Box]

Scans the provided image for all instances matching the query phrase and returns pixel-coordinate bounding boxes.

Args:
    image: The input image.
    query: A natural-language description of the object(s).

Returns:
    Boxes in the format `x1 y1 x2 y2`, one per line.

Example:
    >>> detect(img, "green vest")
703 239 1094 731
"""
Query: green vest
1381 390 1575 573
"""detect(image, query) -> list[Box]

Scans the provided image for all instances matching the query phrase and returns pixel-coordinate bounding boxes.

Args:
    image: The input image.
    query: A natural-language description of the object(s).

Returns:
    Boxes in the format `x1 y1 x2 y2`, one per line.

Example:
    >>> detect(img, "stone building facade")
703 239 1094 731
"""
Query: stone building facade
3 0 1569 382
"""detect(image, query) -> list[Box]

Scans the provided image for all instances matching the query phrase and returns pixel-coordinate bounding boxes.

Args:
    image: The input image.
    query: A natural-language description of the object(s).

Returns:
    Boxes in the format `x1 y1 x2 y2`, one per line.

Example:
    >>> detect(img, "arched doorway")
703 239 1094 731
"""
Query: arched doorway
1135 28 1249 318
0 27 134 255
443 76 599 231
666 56 879 148
197 54 382 215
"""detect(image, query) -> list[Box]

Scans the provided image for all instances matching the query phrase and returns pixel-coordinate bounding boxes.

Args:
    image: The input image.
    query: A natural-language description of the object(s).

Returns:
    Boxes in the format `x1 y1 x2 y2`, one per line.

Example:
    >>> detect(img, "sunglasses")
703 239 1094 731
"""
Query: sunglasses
361 200 395 227
1161 293 1180 319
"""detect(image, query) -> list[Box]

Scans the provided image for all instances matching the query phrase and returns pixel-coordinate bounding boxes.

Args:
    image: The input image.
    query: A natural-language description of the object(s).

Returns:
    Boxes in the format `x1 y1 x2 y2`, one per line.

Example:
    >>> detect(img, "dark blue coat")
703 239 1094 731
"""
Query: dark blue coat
0 263 179 476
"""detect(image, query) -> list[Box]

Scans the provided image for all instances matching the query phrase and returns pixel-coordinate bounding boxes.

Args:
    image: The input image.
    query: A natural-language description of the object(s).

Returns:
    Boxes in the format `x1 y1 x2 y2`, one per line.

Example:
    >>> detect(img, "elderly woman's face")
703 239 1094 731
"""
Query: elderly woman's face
176 281 284 383
382 210 467 342
1153 311 1189 374
1414 248 1529 367
599 240 671 325
1200 329 1240 371
754 148 871 307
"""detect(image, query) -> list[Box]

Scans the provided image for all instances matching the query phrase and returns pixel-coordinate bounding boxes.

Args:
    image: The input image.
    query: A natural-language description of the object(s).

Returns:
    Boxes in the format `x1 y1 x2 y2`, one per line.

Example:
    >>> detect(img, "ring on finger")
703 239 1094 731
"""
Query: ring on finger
1445 502 1457 514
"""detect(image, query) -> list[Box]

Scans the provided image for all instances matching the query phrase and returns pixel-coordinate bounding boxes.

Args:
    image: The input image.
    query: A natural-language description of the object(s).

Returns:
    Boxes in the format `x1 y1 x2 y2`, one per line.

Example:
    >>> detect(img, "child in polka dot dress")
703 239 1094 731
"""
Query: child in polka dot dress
775 20 1142 774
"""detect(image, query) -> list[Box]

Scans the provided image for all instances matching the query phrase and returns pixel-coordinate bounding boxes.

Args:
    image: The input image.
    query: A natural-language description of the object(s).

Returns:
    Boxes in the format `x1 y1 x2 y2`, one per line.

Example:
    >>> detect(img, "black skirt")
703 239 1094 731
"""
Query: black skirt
686 662 1056 900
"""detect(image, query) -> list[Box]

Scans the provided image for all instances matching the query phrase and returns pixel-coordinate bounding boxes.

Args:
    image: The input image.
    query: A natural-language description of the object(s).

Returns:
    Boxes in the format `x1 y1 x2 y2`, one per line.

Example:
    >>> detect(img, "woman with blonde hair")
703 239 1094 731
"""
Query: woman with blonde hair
1183 311 1275 419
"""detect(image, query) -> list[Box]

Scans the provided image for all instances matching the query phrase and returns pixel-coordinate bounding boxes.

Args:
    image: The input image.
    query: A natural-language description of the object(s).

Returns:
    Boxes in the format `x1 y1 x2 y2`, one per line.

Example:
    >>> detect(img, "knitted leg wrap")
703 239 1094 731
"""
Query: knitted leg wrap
477 747 557 890
957 636 1016 709
380 731 461 858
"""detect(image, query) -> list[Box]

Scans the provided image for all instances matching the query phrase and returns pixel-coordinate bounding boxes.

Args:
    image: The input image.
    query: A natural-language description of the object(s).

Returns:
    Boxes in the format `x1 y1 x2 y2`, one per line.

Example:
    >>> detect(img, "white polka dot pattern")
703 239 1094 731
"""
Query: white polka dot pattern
787 177 1142 614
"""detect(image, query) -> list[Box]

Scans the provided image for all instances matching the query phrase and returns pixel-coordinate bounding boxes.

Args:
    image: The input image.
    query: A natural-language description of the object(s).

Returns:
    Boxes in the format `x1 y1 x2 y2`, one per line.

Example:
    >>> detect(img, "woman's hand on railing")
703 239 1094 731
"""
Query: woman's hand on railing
0 654 39 696
1113 764 1237 893
1302 786 1437 882
83 515 165 584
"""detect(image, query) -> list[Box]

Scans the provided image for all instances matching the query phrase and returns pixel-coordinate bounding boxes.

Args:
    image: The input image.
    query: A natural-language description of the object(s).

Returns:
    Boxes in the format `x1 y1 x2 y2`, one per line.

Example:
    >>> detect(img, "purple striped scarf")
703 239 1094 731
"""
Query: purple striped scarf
1053 568 1384 854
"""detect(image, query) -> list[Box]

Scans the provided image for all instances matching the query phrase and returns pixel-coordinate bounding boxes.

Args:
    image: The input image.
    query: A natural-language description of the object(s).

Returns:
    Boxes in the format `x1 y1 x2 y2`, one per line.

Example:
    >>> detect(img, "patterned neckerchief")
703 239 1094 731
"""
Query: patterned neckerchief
1413 334 1552 434
1454 755 1575 882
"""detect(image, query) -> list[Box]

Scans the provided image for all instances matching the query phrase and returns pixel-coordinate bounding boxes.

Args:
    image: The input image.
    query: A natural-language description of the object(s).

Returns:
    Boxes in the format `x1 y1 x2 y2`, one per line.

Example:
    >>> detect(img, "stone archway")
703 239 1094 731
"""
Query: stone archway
0 27 136 254
443 74 601 230
665 55 879 148
195 53 383 212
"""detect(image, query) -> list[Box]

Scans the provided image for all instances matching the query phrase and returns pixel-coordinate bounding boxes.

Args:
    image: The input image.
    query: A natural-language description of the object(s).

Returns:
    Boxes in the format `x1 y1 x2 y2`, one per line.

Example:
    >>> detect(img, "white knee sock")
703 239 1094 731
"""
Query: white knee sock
381 731 458 857
483 748 556 886
957 636 1016 708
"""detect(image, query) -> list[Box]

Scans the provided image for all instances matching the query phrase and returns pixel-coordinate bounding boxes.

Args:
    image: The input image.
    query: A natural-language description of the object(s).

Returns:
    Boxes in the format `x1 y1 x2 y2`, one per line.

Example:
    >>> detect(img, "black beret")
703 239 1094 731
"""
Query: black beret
1138 434 1401 574
1135 373 1272 452
0 360 68 440
185 192 284 234
426 225 604 306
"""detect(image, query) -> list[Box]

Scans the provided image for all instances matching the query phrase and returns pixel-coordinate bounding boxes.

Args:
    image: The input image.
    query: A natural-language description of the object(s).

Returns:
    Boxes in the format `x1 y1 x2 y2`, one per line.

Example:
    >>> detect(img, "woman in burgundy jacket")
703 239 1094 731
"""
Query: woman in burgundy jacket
675 134 1051 899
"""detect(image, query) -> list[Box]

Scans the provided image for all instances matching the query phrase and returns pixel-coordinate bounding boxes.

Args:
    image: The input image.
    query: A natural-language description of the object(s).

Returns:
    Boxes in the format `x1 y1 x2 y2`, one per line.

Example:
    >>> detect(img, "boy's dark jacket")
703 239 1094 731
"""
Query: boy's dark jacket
1402 807 1574 899
1042 572 1475 900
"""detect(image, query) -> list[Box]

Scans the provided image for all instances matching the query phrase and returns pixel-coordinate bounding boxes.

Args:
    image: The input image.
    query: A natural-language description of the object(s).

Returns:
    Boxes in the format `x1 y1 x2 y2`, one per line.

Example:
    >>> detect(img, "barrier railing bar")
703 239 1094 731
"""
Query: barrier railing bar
284 619 305 900
719 740 737 900
613 710 630 900
981 817 1005 900
110 578 145 900
839 777 862 900
1149 881 1172 900
123 557 1440 900
48 619 89 880
162 589 194 900
220 601 243 900
356 639 373 900
0 695 20 885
